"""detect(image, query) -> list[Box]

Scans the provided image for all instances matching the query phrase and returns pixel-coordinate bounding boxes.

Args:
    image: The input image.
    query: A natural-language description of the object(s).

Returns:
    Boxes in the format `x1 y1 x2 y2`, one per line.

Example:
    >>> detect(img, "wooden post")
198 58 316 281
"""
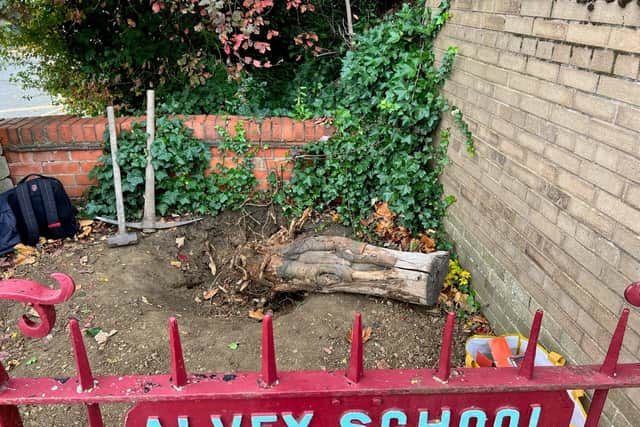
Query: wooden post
142 90 156 233
107 107 126 235
344 0 354 39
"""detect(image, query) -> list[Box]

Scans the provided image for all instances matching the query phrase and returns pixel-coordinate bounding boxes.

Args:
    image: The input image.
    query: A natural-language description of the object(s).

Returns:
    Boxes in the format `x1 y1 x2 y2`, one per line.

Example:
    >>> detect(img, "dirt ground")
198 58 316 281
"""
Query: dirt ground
0 207 471 426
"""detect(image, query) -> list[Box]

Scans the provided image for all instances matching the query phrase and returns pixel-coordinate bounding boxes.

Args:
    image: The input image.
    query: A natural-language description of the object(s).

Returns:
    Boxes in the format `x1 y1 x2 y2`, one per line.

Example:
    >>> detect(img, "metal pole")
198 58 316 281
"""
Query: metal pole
142 89 156 233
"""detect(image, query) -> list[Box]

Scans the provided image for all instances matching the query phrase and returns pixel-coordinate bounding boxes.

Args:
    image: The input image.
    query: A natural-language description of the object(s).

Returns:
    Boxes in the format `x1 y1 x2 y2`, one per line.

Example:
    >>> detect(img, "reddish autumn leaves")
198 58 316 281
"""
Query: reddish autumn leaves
149 0 318 74
361 202 437 253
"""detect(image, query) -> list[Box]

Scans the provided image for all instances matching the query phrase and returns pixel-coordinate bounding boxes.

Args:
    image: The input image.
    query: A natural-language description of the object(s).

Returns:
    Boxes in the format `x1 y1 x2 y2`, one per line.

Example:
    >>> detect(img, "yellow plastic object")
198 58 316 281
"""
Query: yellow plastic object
465 334 587 427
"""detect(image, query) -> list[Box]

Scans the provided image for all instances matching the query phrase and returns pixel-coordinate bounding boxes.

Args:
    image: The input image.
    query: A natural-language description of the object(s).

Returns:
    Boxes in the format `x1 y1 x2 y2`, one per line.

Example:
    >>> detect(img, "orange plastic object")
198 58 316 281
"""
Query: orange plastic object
489 337 513 367
476 351 493 367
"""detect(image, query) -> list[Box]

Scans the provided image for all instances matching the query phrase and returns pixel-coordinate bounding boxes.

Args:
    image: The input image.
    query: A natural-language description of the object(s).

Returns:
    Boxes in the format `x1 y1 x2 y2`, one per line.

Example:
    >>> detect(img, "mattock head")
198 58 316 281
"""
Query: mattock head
624 282 640 307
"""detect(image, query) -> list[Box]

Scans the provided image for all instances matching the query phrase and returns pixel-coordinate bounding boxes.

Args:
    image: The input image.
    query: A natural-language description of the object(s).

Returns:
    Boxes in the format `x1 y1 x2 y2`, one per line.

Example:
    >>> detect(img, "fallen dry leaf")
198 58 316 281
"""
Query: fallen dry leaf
374 202 394 221
203 288 218 300
248 308 265 321
27 307 40 318
14 254 36 266
375 359 390 369
79 219 94 227
170 260 182 268
208 253 216 276
418 231 436 253
94 329 117 345
176 236 185 248
345 326 373 343
14 244 36 257
77 226 92 239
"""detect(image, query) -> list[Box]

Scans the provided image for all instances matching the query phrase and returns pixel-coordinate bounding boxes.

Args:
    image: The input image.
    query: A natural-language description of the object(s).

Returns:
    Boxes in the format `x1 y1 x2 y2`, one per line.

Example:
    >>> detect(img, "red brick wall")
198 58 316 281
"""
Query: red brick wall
0 115 333 198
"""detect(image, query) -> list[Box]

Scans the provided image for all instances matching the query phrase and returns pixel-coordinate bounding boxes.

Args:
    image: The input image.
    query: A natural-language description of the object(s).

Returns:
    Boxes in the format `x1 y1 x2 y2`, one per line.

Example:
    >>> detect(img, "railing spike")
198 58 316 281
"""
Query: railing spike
260 314 278 386
584 308 630 427
584 390 608 427
346 312 364 383
69 319 95 391
519 309 543 379
169 317 188 387
0 361 23 427
0 359 9 386
434 312 455 383
69 319 104 427
600 308 629 377
0 405 24 427
85 405 104 427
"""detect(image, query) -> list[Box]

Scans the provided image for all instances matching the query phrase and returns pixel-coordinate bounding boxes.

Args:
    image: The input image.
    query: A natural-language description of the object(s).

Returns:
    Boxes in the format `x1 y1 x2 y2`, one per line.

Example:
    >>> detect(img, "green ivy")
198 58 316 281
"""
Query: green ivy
85 118 256 218
283 1 473 242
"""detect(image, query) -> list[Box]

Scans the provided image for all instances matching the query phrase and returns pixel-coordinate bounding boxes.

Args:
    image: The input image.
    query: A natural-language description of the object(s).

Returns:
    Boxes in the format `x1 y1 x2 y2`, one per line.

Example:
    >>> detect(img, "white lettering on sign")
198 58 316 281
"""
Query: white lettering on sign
340 411 372 427
145 406 542 426
211 415 243 427
417 408 451 427
282 412 315 427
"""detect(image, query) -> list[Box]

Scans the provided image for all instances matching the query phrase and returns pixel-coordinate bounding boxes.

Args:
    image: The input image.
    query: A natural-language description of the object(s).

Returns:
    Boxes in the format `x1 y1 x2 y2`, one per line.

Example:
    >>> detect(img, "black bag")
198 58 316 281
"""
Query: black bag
0 191 21 255
6 174 79 246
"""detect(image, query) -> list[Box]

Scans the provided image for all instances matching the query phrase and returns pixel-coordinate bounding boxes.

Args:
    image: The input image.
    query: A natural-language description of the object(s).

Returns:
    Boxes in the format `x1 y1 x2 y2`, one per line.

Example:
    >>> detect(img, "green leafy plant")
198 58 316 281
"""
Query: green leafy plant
282 1 473 244
85 118 256 218
0 0 378 115
442 259 480 318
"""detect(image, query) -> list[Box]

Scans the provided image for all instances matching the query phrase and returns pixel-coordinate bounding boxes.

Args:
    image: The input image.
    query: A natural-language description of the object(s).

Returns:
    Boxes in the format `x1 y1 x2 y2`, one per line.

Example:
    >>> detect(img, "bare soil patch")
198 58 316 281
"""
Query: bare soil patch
0 207 470 426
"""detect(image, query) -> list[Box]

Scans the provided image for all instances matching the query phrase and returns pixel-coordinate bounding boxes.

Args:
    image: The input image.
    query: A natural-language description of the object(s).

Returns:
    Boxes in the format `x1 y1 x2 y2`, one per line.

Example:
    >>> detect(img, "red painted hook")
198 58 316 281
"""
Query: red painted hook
0 273 75 338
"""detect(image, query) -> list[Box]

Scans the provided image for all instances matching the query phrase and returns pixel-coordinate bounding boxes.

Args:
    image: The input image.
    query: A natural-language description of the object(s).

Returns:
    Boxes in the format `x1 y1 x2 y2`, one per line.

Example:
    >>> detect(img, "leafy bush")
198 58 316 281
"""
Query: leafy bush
85 118 256 218
0 0 377 115
284 1 473 243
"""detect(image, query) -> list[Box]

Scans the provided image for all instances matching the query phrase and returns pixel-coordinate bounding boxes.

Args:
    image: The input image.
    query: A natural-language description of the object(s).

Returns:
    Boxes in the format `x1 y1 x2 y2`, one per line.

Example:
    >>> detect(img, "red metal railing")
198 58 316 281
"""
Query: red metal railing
0 275 639 426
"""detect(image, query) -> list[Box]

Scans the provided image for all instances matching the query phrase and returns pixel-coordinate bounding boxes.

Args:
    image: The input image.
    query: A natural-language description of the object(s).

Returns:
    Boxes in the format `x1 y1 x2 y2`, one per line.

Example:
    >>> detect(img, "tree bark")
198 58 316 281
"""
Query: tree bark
243 236 449 306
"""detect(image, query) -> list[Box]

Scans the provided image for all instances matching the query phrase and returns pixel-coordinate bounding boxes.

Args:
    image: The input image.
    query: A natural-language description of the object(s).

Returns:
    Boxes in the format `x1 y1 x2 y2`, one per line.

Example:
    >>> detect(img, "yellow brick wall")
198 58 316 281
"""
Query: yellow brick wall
429 1 640 425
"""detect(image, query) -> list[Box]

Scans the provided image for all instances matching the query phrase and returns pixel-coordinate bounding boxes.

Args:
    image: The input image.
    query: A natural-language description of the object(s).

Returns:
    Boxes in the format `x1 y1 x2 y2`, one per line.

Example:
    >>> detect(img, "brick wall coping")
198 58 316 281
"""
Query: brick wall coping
0 115 333 150
0 115 334 198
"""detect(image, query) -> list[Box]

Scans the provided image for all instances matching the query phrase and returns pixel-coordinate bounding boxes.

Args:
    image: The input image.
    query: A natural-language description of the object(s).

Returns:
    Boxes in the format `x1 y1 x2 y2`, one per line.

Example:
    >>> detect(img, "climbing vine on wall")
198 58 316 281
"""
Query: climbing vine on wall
85 119 256 219
284 1 474 246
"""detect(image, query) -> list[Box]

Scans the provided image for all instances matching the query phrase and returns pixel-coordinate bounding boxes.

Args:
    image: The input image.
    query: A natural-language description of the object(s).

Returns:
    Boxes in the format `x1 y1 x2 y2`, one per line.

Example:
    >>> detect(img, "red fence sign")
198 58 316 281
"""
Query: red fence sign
0 275 639 427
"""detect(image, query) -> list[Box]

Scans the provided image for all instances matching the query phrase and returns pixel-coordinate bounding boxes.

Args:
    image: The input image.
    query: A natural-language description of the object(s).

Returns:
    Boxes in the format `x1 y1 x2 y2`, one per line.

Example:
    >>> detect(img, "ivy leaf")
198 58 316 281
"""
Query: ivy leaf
85 327 101 338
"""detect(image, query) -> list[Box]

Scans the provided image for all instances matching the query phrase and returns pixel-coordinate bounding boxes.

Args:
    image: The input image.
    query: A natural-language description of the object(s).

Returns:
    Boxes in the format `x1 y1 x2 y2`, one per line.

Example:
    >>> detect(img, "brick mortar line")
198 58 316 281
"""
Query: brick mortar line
438 27 640 83
442 22 640 66
444 185 638 359
445 112 639 264
441 60 639 166
448 207 638 365
444 76 639 213
3 139 309 153
445 217 550 335
444 128 639 309
448 9 640 30
444 127 627 271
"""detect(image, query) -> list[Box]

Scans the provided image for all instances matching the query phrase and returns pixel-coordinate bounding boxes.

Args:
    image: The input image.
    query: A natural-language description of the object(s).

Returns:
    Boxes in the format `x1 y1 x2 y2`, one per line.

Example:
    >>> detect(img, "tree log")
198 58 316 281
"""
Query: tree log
243 236 449 306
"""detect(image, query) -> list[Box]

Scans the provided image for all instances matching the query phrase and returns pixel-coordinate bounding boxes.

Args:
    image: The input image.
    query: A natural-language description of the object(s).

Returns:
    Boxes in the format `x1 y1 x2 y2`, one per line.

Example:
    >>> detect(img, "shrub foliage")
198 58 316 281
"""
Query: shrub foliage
85 118 256 218
285 1 473 242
